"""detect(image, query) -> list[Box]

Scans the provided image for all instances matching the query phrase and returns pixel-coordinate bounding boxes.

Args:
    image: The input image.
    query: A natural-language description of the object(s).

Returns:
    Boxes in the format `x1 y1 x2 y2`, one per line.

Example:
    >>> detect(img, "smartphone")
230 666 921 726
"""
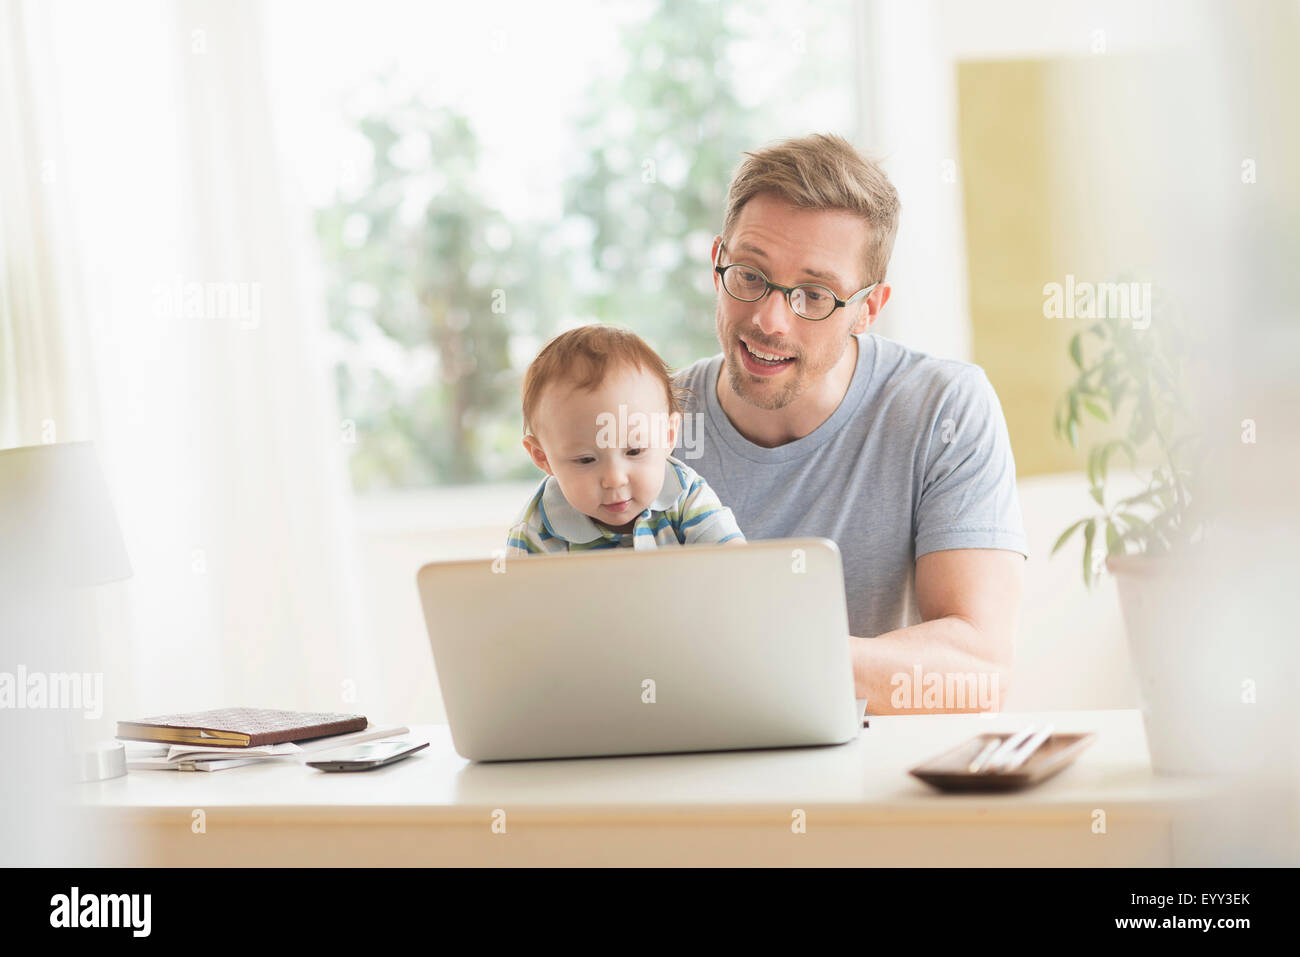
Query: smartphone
305 739 429 772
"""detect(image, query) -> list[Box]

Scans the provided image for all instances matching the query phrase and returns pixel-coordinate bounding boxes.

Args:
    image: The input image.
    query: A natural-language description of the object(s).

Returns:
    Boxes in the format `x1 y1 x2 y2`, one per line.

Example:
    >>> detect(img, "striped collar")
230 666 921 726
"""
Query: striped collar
538 457 686 544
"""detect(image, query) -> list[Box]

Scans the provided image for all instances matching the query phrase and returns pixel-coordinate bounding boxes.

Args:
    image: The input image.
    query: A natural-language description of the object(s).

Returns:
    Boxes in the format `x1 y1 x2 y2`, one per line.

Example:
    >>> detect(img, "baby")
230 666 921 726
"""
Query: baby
506 324 746 555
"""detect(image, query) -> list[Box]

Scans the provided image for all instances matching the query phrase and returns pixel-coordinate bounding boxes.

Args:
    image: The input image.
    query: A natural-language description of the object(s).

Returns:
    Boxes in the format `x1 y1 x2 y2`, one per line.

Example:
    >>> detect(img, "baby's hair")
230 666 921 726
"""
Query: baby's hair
521 324 691 438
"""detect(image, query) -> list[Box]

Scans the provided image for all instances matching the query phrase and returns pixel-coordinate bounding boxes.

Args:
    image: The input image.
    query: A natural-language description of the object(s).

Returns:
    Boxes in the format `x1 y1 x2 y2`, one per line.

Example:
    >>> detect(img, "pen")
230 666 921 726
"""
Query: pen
979 725 1037 773
967 738 1000 773
1001 724 1055 773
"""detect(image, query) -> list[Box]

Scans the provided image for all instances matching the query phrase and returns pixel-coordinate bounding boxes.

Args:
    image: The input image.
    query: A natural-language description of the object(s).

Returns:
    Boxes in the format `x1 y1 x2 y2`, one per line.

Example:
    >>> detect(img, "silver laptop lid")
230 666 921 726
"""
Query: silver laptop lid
416 537 860 761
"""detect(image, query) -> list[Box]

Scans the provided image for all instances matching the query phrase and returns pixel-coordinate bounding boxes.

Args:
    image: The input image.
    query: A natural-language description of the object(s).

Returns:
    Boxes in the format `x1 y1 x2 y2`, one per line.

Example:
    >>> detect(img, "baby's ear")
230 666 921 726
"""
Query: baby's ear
665 411 681 450
522 434 553 475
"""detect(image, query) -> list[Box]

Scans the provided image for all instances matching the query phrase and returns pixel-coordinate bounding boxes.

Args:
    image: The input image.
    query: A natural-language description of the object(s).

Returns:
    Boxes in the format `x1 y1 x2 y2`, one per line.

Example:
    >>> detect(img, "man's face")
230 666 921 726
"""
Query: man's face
713 192 877 410
523 364 680 534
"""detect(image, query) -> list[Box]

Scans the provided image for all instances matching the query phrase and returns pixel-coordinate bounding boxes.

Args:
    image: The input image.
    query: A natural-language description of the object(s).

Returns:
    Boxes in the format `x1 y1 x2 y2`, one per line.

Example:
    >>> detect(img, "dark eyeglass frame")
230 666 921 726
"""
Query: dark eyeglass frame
713 241 879 321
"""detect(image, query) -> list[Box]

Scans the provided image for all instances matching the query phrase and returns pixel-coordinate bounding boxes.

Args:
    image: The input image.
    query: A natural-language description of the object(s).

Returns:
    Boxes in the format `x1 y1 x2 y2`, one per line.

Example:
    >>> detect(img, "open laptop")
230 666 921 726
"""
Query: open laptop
416 537 862 761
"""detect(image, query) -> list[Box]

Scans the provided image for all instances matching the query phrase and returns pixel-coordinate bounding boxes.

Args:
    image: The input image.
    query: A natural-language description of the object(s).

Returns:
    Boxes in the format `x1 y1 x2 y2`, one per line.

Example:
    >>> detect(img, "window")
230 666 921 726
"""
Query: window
265 0 853 492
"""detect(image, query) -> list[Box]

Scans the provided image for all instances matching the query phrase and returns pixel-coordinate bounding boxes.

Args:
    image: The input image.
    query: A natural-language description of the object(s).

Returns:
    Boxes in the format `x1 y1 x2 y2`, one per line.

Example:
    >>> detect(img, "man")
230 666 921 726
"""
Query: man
671 133 1028 715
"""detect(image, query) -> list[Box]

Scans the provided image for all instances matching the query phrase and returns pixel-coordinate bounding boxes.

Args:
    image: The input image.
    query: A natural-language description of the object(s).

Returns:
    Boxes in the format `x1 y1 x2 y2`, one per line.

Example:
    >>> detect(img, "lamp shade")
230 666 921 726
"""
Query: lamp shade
0 441 132 590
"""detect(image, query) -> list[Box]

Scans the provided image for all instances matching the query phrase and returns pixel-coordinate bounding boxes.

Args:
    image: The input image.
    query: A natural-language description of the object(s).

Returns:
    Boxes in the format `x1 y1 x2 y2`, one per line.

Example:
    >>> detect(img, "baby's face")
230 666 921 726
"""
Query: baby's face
525 365 680 534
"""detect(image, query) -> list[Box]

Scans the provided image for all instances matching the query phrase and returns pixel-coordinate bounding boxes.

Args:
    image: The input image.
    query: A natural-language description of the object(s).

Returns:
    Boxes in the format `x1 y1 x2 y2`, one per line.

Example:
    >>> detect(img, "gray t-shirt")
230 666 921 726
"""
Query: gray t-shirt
670 332 1028 639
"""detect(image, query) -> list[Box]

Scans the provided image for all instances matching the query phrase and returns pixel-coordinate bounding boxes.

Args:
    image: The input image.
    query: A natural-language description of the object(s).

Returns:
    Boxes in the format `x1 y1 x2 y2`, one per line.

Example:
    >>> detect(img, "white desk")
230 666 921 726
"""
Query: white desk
75 709 1223 866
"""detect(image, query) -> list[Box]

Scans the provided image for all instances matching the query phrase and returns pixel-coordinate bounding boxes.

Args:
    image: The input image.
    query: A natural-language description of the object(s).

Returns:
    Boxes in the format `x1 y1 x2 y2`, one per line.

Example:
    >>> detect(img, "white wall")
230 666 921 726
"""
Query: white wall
353 481 536 725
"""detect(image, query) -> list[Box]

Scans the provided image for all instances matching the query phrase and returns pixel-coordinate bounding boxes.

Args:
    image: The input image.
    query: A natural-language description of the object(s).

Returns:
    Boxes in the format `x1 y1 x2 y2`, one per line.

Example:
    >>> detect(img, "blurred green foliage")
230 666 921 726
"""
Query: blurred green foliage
316 104 562 488
314 0 832 491
1051 283 1206 587
564 0 754 370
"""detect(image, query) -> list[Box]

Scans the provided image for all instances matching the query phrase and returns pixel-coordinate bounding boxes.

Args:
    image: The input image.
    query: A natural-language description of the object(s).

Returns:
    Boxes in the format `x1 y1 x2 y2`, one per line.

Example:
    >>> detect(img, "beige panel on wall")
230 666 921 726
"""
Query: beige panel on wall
957 57 1148 477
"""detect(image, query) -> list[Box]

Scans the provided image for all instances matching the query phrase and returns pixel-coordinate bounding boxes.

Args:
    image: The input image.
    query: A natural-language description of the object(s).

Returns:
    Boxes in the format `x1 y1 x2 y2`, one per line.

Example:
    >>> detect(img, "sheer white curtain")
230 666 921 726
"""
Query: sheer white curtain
1 0 387 733
853 0 972 361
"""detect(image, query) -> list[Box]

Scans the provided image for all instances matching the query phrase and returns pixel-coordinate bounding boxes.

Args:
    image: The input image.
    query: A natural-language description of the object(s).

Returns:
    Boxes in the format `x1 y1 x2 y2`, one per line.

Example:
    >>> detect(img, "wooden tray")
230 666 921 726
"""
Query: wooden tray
909 732 1097 792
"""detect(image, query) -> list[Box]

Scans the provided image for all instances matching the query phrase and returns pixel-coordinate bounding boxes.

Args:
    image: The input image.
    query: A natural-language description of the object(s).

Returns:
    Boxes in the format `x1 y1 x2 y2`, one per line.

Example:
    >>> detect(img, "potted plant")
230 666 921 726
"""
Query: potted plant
1051 287 1222 774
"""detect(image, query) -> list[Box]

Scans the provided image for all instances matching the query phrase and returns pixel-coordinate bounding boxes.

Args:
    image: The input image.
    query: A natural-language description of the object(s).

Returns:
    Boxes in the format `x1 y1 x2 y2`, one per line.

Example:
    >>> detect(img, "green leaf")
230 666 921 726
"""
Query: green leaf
1095 439 1133 487
1097 443 1113 486
1106 521 1123 557
1069 333 1083 370
1108 439 1138 471
1083 399 1109 422
1089 485 1105 507
1129 405 1152 445
1052 518 1090 556
1117 487 1165 508
1082 520 1098 588
1115 513 1154 545
1067 416 1078 449
1117 511 1151 526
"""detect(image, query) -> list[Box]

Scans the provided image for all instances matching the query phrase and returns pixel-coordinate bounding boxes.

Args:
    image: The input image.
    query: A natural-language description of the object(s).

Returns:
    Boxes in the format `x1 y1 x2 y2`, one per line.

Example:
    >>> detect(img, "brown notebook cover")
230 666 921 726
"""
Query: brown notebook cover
116 707 368 748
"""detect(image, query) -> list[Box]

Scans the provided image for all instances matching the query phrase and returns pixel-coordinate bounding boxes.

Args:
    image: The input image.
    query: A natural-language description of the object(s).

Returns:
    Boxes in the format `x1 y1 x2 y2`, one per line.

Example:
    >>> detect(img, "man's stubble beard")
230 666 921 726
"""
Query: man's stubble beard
715 299 853 412
723 348 799 410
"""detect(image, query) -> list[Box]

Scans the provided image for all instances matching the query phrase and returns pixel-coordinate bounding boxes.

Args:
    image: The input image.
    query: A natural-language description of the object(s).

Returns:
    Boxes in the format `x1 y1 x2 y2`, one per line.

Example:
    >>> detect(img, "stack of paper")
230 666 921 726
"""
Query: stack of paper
124 724 410 771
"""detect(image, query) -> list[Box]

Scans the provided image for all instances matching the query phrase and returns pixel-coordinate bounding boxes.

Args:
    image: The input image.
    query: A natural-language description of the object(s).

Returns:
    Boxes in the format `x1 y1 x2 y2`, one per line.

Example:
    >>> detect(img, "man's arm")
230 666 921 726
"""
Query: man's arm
850 548 1023 714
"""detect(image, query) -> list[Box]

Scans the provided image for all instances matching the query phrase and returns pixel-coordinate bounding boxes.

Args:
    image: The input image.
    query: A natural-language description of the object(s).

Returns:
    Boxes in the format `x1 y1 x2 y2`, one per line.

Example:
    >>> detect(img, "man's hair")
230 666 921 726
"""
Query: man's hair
521 324 689 438
721 133 901 286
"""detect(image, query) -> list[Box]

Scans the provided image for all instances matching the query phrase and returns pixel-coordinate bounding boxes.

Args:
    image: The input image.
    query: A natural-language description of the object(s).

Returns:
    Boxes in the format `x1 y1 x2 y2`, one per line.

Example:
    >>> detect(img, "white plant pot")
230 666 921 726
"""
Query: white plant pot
1107 553 1255 776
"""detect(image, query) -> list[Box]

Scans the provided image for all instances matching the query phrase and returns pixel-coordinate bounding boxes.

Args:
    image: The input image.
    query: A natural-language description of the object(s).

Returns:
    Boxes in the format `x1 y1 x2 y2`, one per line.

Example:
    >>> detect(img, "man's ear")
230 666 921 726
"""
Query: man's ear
853 283 891 333
522 434 553 476
710 235 723 292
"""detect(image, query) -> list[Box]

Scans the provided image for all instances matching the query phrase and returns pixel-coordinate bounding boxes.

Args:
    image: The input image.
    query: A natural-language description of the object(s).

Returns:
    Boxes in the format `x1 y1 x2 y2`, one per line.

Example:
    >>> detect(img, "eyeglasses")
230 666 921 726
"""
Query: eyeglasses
714 242 878 321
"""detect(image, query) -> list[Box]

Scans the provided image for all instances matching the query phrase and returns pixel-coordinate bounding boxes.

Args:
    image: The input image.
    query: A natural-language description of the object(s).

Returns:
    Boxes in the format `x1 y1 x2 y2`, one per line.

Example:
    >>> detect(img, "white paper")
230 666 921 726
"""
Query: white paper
166 741 302 760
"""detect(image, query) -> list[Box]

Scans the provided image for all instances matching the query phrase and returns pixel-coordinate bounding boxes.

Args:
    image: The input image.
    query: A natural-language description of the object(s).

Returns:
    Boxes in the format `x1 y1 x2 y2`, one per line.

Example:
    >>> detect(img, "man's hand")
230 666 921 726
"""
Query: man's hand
850 548 1024 714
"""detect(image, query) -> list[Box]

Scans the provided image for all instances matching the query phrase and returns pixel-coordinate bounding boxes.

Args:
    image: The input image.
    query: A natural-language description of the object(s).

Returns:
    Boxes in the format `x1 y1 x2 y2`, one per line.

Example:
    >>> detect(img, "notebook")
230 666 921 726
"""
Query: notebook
124 723 410 770
116 707 368 748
